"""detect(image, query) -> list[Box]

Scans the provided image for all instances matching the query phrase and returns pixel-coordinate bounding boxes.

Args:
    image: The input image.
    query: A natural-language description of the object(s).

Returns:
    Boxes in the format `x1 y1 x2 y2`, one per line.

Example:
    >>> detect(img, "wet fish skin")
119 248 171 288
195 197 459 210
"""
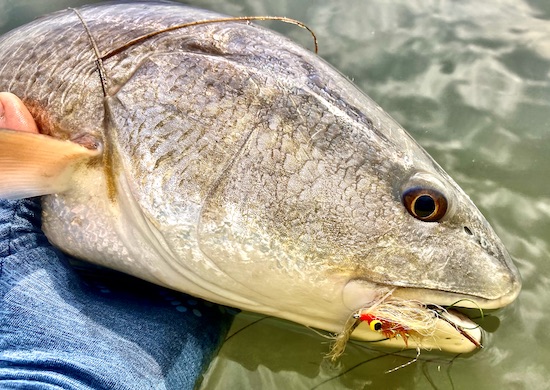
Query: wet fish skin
0 2 520 349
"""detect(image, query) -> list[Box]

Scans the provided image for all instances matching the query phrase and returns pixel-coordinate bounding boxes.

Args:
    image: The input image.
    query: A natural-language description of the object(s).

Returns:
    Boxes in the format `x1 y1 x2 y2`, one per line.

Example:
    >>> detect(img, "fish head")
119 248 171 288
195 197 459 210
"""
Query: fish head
180 27 521 352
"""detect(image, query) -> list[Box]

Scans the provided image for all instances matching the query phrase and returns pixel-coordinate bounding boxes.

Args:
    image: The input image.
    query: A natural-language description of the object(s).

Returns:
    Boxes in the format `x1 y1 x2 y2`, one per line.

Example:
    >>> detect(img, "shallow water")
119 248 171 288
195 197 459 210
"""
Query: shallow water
2 1 548 389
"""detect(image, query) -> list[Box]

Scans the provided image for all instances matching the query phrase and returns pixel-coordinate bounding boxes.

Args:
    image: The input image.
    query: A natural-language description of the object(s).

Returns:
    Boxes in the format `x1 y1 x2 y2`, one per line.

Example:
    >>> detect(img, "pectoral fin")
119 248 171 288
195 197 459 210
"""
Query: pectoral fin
0 129 100 199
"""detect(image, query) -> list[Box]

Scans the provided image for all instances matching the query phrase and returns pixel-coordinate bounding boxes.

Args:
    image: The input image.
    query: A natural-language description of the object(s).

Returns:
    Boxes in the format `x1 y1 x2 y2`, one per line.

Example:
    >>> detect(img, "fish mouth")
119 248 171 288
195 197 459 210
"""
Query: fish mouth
341 280 520 354
348 298 483 354
347 306 482 355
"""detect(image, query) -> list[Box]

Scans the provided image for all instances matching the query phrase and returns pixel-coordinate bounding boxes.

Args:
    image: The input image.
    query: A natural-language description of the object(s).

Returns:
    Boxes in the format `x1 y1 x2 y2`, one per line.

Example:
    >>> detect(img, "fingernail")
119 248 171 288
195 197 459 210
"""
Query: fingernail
0 98 5 121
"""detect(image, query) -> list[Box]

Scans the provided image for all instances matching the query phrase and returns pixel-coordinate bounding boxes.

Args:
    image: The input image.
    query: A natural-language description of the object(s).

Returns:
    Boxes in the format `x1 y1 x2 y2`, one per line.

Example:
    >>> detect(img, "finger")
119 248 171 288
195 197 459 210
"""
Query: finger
0 92 39 133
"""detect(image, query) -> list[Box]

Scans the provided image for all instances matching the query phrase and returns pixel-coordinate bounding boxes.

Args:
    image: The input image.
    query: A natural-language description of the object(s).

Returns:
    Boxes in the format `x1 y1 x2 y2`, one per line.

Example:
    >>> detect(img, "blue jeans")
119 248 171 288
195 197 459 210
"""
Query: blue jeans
0 198 233 389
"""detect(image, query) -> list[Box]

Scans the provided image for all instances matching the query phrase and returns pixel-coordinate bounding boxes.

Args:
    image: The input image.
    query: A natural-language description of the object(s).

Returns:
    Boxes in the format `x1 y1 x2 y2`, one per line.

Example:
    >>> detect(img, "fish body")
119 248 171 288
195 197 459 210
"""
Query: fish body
0 2 520 352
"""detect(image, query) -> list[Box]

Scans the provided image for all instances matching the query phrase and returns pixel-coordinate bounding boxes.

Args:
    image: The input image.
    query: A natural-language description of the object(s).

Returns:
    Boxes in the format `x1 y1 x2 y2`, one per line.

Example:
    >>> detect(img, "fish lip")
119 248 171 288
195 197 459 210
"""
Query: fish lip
391 277 522 310
343 275 521 313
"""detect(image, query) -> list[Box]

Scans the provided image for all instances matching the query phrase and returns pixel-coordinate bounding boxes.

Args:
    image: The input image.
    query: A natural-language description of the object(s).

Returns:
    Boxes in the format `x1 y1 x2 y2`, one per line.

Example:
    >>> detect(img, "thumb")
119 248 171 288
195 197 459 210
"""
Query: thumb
0 92 39 133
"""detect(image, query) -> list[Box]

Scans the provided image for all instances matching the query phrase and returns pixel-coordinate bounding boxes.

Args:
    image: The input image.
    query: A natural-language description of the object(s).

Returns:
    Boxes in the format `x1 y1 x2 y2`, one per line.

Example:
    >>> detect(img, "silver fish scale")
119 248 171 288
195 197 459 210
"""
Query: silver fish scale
0 11 102 142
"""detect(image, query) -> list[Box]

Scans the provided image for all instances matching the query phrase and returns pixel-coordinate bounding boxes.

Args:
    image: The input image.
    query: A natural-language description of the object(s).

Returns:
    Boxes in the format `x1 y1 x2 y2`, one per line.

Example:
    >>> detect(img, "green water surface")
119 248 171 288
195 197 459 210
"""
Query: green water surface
2 1 547 389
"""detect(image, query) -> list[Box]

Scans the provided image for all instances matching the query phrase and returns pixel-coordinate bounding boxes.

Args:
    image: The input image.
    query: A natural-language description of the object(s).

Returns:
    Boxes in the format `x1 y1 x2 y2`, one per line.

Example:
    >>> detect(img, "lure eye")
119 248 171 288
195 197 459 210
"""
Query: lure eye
369 319 383 332
402 187 448 222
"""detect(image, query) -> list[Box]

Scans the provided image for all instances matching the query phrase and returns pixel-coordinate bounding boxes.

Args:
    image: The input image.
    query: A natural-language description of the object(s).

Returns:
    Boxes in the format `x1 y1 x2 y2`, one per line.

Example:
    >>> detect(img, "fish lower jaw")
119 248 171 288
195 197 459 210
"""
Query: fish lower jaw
350 309 482 354
340 281 501 353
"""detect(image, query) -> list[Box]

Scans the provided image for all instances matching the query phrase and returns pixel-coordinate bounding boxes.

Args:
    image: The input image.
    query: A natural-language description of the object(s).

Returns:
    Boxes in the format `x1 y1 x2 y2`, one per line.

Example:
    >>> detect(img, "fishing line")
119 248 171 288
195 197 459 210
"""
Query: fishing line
384 346 421 373
100 15 319 61
70 8 108 97
223 315 270 343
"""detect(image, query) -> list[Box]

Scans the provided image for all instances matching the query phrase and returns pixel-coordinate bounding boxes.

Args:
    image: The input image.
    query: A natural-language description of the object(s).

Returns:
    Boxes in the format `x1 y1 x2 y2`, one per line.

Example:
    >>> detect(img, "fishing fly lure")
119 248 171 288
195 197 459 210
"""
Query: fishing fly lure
327 289 482 366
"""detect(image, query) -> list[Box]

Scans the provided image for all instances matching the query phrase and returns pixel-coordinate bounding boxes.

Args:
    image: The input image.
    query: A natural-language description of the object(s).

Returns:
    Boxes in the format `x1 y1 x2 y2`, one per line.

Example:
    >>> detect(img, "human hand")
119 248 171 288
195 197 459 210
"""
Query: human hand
0 92 38 133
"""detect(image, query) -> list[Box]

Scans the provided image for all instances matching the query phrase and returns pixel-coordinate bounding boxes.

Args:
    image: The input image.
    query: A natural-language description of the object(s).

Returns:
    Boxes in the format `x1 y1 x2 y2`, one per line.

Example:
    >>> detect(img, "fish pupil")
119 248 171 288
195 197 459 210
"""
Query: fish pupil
414 195 436 218
401 186 448 222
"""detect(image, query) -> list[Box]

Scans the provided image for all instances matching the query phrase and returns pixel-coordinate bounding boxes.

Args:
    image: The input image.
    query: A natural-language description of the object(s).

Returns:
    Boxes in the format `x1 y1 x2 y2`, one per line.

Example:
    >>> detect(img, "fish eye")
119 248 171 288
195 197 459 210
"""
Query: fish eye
369 319 383 332
402 187 448 222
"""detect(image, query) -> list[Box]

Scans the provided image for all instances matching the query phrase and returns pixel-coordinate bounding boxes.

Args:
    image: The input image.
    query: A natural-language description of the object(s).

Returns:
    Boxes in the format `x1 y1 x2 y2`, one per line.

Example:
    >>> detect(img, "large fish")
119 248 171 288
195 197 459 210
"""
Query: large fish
0 2 520 353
